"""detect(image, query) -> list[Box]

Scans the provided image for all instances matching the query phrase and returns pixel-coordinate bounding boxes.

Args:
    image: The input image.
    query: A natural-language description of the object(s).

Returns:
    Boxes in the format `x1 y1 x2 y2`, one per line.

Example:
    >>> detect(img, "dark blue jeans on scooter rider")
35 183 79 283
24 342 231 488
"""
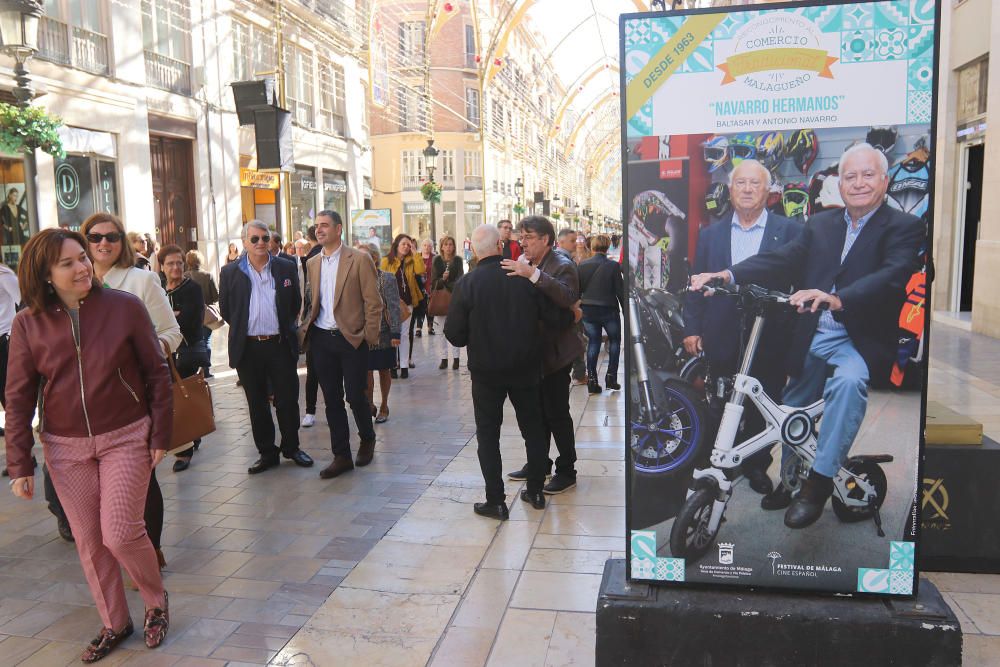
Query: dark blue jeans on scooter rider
582 305 621 379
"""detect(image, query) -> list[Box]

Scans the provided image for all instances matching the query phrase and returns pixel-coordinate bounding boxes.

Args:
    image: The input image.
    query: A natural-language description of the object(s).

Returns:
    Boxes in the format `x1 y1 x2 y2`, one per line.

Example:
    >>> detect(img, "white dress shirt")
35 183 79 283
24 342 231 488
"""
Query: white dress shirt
315 245 343 330
0 265 18 336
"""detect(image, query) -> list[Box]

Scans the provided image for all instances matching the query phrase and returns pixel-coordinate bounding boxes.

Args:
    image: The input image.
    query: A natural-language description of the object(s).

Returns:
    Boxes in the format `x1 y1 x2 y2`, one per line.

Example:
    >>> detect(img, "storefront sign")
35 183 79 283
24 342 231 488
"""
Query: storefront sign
464 201 482 212
240 168 280 189
404 201 430 213
622 0 938 597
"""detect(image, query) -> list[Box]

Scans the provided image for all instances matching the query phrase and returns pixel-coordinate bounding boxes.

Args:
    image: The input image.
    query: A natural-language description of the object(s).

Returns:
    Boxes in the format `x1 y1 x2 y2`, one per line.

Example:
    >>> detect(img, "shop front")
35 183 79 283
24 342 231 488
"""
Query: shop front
290 165 317 238
322 170 348 225
239 166 280 228
0 158 29 268
403 200 430 240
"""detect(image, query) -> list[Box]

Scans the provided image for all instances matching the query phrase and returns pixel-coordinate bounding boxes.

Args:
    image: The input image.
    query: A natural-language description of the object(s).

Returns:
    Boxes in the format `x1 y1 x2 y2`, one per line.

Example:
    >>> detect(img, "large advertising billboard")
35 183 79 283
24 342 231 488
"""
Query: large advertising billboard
622 0 937 596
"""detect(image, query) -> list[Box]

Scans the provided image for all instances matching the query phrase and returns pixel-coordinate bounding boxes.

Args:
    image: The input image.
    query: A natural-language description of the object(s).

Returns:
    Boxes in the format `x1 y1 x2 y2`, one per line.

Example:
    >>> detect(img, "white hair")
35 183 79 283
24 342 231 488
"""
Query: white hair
728 159 772 188
471 224 500 258
840 142 889 175
243 219 269 238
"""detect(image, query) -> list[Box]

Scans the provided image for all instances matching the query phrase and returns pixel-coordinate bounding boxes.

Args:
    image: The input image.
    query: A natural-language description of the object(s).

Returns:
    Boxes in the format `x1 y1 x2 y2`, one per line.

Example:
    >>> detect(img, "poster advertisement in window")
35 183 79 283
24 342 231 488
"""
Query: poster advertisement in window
622 0 937 596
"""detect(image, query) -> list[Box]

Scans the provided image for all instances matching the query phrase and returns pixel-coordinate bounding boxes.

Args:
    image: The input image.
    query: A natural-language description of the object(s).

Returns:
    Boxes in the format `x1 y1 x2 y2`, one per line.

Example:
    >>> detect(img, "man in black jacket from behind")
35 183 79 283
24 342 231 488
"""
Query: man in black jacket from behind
446 224 573 519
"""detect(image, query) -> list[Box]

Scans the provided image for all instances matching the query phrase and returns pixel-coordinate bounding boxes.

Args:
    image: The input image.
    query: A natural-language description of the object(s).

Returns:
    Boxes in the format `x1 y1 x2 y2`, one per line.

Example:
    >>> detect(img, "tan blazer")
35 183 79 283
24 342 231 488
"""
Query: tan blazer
299 245 383 350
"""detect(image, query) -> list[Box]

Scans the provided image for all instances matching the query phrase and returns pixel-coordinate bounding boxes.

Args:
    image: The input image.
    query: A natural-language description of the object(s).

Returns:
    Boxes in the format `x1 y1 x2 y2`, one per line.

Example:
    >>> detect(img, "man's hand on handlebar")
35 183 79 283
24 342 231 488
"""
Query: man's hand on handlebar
789 289 841 313
689 271 731 294
682 335 703 357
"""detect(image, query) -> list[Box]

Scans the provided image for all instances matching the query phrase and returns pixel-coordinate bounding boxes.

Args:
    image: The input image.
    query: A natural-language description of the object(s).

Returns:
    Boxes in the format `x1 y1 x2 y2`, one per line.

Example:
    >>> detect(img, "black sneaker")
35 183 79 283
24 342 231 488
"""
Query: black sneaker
588 379 603 394
543 475 577 495
473 501 509 520
520 489 545 510
506 465 529 481
605 375 622 391
57 515 75 542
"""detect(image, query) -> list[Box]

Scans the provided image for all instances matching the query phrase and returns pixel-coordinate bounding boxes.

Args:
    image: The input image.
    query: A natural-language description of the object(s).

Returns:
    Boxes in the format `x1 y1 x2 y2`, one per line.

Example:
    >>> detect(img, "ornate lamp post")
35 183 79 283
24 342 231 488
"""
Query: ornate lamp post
514 177 523 217
0 0 44 237
423 138 439 242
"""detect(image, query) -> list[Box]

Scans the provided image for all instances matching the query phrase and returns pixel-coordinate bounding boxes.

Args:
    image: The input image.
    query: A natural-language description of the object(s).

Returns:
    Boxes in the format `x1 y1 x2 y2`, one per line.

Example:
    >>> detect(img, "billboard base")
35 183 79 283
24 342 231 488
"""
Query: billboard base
596 559 961 666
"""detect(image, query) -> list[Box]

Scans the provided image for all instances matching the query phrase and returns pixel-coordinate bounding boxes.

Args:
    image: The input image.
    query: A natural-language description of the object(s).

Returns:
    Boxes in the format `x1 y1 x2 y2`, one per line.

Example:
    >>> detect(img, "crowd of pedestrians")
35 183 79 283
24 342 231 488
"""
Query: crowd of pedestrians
0 210 622 661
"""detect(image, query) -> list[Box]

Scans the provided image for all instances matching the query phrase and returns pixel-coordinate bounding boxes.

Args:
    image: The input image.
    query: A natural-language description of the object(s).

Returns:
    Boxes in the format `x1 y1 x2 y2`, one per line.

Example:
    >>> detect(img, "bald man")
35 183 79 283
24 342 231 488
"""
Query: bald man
691 143 924 529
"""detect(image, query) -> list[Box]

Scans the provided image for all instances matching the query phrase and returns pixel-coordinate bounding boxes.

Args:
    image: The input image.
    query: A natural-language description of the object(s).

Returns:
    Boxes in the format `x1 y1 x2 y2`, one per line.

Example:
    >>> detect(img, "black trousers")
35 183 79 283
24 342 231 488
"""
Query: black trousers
236 337 300 458
310 326 374 457
541 364 577 479
471 379 548 503
304 344 319 415
0 333 8 406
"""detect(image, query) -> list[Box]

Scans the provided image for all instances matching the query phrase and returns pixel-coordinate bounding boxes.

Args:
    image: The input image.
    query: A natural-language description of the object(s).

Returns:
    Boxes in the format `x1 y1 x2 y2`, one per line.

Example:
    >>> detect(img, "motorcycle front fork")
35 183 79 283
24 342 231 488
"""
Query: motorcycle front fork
629 298 657 419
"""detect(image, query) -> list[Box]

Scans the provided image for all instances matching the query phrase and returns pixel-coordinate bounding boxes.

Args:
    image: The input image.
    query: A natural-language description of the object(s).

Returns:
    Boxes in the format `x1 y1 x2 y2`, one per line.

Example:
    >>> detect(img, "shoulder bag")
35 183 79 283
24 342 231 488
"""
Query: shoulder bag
203 303 224 330
166 352 216 455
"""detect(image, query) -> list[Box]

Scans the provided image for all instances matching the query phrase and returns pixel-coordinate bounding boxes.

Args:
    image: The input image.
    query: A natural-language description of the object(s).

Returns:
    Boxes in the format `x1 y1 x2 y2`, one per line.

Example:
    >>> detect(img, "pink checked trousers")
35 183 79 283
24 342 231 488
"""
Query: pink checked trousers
43 416 165 630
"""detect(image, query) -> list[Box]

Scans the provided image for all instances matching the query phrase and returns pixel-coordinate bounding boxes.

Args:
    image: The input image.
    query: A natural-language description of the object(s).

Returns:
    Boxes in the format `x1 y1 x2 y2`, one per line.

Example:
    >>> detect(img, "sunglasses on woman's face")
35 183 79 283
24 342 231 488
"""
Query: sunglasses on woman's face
86 232 123 244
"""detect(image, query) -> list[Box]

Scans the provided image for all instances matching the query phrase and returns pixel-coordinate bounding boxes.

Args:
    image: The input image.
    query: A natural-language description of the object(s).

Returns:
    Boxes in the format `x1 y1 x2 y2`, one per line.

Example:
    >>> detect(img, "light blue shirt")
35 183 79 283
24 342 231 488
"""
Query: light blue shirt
240 254 281 336
730 210 768 266
817 207 878 332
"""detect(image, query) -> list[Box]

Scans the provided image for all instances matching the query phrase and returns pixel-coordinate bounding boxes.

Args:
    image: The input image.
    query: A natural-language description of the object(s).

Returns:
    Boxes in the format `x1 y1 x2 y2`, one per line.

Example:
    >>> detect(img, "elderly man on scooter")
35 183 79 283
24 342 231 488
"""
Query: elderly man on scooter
683 159 801 502
690 143 924 529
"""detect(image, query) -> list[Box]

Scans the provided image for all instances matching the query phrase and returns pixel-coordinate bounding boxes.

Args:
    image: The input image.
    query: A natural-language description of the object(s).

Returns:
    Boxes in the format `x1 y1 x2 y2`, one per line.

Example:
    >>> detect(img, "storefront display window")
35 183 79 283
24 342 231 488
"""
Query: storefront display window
463 201 483 240
322 171 348 225
442 200 456 240
0 158 30 268
290 165 317 237
403 201 430 240
55 155 119 232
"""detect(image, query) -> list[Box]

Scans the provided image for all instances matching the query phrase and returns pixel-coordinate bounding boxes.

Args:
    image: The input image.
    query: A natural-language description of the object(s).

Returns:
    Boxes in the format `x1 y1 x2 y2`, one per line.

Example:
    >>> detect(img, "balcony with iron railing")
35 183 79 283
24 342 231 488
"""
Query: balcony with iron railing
37 16 110 75
403 174 424 190
144 50 192 95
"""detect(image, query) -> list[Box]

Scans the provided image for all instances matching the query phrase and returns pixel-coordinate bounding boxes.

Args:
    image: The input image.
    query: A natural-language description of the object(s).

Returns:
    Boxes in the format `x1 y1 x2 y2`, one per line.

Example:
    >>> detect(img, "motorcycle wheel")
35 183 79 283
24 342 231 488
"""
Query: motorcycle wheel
630 379 708 475
669 486 719 561
832 459 888 523
679 354 709 395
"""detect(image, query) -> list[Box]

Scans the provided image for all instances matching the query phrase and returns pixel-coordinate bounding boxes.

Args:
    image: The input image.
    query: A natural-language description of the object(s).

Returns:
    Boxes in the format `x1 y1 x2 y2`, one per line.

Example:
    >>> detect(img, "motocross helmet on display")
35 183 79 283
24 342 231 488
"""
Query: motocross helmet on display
866 126 898 156
782 182 810 219
702 135 730 172
704 182 732 219
767 180 783 210
756 131 785 172
785 129 819 174
729 134 757 166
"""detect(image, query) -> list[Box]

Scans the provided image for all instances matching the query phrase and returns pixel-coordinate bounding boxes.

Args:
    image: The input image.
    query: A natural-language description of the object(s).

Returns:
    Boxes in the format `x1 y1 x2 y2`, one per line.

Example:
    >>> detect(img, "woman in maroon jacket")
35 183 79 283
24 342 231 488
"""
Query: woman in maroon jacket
5 229 173 662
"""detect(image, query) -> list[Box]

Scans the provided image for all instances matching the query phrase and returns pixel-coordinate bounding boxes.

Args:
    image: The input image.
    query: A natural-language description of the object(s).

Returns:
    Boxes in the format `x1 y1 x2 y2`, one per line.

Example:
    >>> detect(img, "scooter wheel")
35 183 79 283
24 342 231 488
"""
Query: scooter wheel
669 486 720 561
832 459 888 523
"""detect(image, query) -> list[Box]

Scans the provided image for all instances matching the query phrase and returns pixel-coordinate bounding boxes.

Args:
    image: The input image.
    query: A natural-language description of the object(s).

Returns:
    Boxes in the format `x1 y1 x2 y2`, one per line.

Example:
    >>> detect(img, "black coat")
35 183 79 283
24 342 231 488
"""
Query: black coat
684 212 801 374
578 253 625 312
165 277 205 348
445 255 572 386
219 255 302 368
731 203 924 388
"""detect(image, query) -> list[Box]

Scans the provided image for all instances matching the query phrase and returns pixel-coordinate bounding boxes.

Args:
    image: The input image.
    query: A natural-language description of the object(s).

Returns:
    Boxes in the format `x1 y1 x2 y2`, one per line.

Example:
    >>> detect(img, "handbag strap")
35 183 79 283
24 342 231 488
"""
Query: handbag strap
165 351 189 398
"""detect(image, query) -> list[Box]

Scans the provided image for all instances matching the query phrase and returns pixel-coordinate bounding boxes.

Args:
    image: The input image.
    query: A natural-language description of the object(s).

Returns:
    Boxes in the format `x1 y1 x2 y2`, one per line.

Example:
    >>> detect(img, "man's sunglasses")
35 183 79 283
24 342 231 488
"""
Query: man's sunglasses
250 235 271 244
86 232 123 243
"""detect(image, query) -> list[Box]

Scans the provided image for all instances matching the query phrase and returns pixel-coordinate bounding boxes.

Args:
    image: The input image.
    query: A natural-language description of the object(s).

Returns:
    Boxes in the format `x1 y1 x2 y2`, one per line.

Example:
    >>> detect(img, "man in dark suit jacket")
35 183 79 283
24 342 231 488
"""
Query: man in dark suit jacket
684 160 801 500
691 144 924 529
220 220 314 474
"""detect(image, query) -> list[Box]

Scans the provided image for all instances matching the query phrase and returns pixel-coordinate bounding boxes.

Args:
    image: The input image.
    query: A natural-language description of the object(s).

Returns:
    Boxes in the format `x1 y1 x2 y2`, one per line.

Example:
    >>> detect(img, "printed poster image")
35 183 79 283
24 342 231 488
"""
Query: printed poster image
622 0 936 597
350 208 392 256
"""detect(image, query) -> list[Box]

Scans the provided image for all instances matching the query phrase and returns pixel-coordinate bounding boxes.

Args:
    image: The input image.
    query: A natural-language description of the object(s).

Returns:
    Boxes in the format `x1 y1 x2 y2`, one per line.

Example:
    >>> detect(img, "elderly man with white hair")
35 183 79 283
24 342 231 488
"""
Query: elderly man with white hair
690 143 924 529
684 159 801 501
445 225 575 519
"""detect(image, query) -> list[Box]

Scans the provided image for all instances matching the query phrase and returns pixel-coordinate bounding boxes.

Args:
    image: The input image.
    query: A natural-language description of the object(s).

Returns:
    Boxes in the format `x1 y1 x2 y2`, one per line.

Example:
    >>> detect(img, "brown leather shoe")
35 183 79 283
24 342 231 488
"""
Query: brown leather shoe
320 455 355 479
356 440 376 467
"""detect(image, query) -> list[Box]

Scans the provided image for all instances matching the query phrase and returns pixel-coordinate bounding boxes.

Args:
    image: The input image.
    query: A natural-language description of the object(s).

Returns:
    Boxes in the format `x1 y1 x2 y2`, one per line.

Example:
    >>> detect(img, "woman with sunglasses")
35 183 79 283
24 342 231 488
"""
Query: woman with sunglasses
6 228 172 662
77 213 182 573
380 234 424 378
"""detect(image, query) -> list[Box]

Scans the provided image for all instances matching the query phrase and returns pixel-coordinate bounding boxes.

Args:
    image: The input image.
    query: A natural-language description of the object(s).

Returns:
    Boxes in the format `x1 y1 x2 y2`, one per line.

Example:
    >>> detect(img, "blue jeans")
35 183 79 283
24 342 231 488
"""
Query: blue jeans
582 305 621 379
781 328 869 478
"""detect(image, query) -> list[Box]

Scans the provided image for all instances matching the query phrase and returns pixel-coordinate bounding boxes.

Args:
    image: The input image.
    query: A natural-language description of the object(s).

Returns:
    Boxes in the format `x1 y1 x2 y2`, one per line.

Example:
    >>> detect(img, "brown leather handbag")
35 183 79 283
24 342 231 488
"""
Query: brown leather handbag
426 288 451 317
166 353 216 455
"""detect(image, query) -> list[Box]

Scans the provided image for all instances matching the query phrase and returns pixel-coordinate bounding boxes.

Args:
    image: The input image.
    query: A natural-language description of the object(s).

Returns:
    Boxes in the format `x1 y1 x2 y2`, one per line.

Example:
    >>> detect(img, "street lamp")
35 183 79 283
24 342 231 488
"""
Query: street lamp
514 177 523 208
0 0 44 238
423 138 439 242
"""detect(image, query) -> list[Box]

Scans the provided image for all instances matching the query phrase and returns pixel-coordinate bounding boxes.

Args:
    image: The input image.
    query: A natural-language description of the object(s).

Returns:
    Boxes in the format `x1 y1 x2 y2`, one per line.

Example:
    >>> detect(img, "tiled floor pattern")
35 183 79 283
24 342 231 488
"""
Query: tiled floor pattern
1 321 1000 665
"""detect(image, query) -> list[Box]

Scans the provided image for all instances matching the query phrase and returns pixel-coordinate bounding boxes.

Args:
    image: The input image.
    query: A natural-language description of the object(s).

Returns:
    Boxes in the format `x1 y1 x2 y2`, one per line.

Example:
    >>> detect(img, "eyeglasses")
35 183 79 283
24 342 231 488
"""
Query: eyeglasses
86 232 123 244
249 235 271 244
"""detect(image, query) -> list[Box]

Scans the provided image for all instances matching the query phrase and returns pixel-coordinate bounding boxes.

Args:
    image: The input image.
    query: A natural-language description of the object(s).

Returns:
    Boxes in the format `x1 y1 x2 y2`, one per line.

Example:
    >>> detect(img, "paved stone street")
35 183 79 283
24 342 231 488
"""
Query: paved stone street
0 322 997 665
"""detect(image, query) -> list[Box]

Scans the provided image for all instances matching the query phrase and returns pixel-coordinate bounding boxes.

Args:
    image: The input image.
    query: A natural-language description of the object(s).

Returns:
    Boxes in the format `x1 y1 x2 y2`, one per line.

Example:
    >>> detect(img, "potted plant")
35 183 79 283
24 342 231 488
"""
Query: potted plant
420 180 443 204
0 103 66 158
551 211 561 220
513 203 525 215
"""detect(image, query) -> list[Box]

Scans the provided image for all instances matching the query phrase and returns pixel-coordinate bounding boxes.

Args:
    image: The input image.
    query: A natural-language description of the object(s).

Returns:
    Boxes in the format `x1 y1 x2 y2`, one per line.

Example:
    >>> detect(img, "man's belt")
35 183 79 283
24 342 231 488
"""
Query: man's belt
247 334 279 341
312 325 342 336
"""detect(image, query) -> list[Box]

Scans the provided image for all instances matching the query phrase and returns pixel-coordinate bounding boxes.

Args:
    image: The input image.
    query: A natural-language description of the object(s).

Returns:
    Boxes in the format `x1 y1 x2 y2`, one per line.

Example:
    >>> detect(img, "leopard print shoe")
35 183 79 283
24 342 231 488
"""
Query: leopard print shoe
143 590 169 648
81 619 133 663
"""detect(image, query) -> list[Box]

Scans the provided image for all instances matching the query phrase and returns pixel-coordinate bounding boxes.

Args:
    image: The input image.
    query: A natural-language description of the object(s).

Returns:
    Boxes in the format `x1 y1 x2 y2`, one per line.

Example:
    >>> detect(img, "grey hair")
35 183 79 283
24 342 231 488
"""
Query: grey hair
728 159 772 188
243 219 269 238
471 224 500 257
840 142 889 175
